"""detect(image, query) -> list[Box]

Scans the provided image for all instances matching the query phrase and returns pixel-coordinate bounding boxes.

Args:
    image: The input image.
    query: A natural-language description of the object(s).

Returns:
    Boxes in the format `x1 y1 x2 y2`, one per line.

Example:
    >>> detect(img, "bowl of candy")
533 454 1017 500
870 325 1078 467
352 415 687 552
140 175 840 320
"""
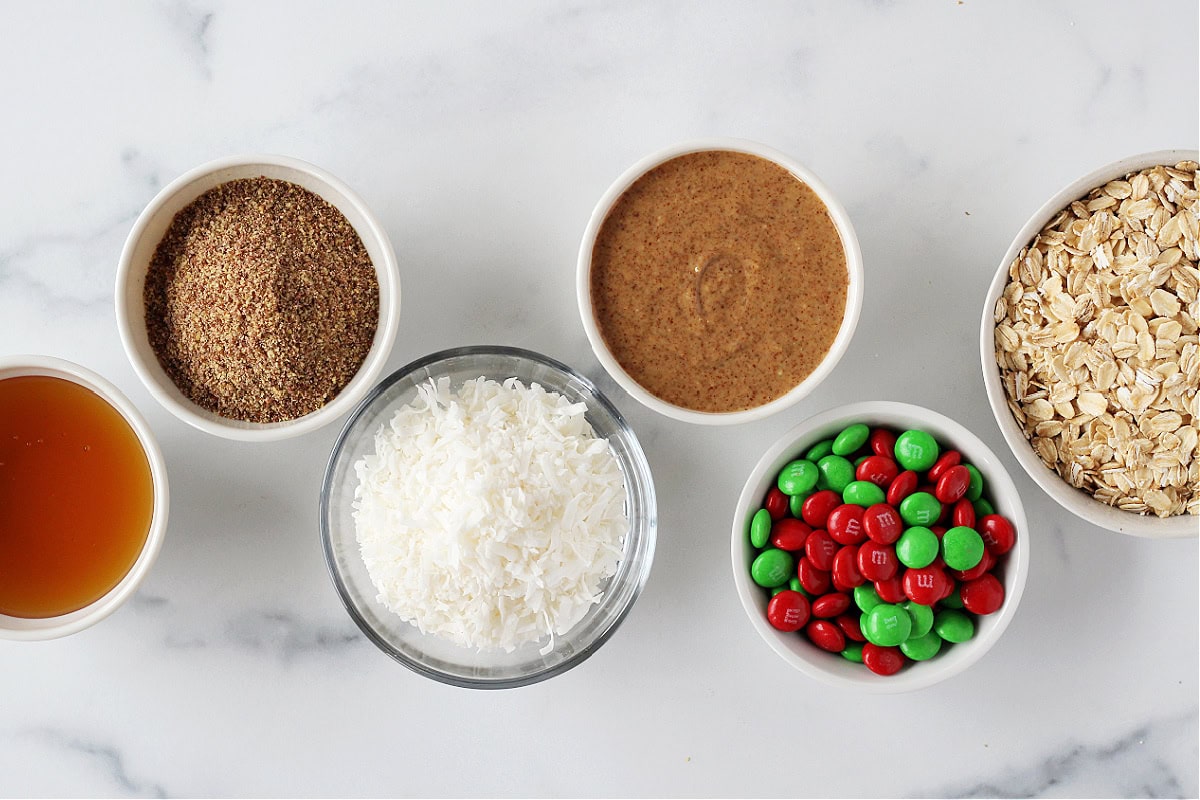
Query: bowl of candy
731 401 1029 692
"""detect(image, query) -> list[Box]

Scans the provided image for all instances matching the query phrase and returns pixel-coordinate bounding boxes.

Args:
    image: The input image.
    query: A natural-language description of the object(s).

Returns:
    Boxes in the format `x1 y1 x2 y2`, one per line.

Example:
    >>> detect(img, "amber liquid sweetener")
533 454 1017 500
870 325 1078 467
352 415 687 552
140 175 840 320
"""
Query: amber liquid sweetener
0 375 153 618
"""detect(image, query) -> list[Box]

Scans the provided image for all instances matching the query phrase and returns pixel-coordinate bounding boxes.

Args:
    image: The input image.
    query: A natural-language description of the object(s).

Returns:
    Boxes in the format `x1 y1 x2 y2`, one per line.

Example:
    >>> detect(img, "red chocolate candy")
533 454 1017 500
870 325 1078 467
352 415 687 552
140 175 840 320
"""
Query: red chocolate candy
832 545 865 589
950 548 994 582
797 557 833 595
935 465 972 504
806 619 846 653
801 490 842 528
979 514 1016 556
770 518 812 551
836 613 866 642
961 573 1005 615
767 590 810 631
903 565 951 605
856 455 900 488
862 503 903 544
951 498 976 529
927 450 962 483
811 592 851 618
764 487 789 520
870 428 897 458
827 504 867 545
862 643 905 675
874 575 906 604
886 470 919 506
857 540 899 582
804 528 838 571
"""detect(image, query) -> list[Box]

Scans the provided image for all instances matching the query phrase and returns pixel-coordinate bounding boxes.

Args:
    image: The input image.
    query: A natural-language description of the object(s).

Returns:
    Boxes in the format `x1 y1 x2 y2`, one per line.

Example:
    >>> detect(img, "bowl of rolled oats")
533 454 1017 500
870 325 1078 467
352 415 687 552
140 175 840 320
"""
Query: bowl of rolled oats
981 150 1198 537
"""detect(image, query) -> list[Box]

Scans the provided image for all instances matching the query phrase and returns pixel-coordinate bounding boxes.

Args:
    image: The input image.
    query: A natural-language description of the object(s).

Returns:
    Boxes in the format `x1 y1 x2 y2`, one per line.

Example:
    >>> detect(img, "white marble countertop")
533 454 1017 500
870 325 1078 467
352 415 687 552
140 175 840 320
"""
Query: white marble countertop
1 2 1197 797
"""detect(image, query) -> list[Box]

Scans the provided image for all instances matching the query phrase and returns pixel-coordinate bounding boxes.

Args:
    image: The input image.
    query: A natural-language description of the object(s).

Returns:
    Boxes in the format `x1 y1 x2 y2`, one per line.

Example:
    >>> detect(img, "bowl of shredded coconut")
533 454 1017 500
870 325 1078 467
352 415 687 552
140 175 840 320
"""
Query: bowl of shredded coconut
319 346 657 688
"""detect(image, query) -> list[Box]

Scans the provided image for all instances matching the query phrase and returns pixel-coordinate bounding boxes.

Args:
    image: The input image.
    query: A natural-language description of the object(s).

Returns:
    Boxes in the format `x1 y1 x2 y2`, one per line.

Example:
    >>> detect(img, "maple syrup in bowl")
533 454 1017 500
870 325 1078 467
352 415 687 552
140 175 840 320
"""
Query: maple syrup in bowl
0 356 168 640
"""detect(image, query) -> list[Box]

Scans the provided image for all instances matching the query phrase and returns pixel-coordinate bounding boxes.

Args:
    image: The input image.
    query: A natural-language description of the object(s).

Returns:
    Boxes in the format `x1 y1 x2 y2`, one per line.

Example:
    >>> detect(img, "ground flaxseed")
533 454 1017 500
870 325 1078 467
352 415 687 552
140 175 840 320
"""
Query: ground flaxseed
144 177 380 423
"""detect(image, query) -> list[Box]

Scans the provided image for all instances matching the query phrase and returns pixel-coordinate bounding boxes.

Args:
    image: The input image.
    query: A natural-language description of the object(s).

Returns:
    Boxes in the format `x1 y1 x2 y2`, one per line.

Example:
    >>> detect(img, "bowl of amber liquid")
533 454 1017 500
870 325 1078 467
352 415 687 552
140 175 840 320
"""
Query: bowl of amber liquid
0 356 168 640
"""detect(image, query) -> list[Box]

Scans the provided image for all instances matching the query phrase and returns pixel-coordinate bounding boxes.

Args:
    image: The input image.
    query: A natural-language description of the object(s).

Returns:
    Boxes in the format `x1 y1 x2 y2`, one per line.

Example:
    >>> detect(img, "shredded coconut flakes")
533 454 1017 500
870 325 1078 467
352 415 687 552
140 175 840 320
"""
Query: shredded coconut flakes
352 376 629 652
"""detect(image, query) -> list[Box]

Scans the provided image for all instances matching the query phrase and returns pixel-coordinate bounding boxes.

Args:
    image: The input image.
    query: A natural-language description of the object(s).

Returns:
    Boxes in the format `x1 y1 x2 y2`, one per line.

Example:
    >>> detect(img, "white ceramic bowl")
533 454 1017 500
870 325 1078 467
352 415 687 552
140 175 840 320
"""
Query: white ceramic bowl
731 401 1029 693
116 154 401 441
980 150 1198 538
577 138 864 425
0 356 169 640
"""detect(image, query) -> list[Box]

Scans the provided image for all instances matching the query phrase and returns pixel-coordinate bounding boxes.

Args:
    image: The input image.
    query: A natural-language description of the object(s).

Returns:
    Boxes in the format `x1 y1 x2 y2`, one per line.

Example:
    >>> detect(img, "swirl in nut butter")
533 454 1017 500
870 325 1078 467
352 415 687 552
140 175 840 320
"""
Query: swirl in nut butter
590 150 848 412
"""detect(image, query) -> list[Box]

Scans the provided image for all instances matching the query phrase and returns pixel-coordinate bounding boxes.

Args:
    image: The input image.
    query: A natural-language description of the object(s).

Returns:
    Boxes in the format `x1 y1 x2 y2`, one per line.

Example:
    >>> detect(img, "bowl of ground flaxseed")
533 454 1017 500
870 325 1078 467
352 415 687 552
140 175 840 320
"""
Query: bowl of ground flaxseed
116 155 400 441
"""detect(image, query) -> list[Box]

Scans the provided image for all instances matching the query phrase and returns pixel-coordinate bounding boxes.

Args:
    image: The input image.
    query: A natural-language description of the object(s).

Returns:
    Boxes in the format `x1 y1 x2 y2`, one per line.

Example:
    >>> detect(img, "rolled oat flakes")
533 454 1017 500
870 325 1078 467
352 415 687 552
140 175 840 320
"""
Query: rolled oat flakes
994 161 1199 518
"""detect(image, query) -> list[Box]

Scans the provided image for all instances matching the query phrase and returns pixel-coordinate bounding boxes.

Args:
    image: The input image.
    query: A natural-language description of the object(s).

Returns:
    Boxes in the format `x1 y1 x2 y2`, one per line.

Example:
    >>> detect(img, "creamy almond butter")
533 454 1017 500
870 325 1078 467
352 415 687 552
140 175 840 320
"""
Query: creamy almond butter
590 150 848 413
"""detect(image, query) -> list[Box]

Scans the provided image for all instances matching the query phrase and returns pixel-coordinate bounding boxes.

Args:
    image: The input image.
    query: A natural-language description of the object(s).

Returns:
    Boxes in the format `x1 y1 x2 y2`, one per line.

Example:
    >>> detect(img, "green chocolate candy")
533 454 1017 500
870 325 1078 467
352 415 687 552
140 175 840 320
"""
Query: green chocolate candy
964 465 984 501
940 583 964 609
751 549 794 588
843 480 886 507
778 459 819 496
902 600 935 638
771 585 788 596
804 439 835 462
942 526 985 571
934 609 975 643
841 642 865 663
854 584 883 613
899 630 943 661
895 526 939 568
817 455 856 493
833 423 870 456
972 497 995 517
894 429 940 472
789 576 810 597
749 508 772 548
899 492 941 526
863 603 912 647
789 492 808 518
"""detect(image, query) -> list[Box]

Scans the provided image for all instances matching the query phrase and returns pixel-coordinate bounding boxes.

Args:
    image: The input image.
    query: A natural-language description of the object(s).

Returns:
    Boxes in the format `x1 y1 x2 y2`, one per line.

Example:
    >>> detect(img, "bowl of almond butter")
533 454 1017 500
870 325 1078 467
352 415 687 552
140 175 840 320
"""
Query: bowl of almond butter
577 139 864 425
980 150 1198 537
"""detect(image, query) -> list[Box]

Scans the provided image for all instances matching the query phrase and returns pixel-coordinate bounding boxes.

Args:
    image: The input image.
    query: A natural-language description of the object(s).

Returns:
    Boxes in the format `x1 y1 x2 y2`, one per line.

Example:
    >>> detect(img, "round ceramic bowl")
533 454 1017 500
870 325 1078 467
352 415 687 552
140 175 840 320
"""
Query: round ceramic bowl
320 346 657 688
731 401 1029 693
115 154 401 442
576 138 864 425
0 355 169 640
980 149 1198 538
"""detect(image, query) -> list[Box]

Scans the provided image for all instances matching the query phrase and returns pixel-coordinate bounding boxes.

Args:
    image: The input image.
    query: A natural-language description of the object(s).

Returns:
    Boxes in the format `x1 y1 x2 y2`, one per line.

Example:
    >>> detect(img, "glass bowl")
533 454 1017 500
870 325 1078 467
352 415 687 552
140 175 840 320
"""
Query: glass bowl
319 346 657 688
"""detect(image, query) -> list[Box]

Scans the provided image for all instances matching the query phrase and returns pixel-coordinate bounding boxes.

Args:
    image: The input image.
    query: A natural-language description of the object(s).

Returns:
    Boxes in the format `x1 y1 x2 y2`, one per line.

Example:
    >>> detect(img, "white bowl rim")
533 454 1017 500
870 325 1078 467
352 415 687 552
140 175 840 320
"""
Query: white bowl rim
576 137 864 426
979 149 1199 539
730 400 1030 693
0 355 170 640
115 153 401 442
